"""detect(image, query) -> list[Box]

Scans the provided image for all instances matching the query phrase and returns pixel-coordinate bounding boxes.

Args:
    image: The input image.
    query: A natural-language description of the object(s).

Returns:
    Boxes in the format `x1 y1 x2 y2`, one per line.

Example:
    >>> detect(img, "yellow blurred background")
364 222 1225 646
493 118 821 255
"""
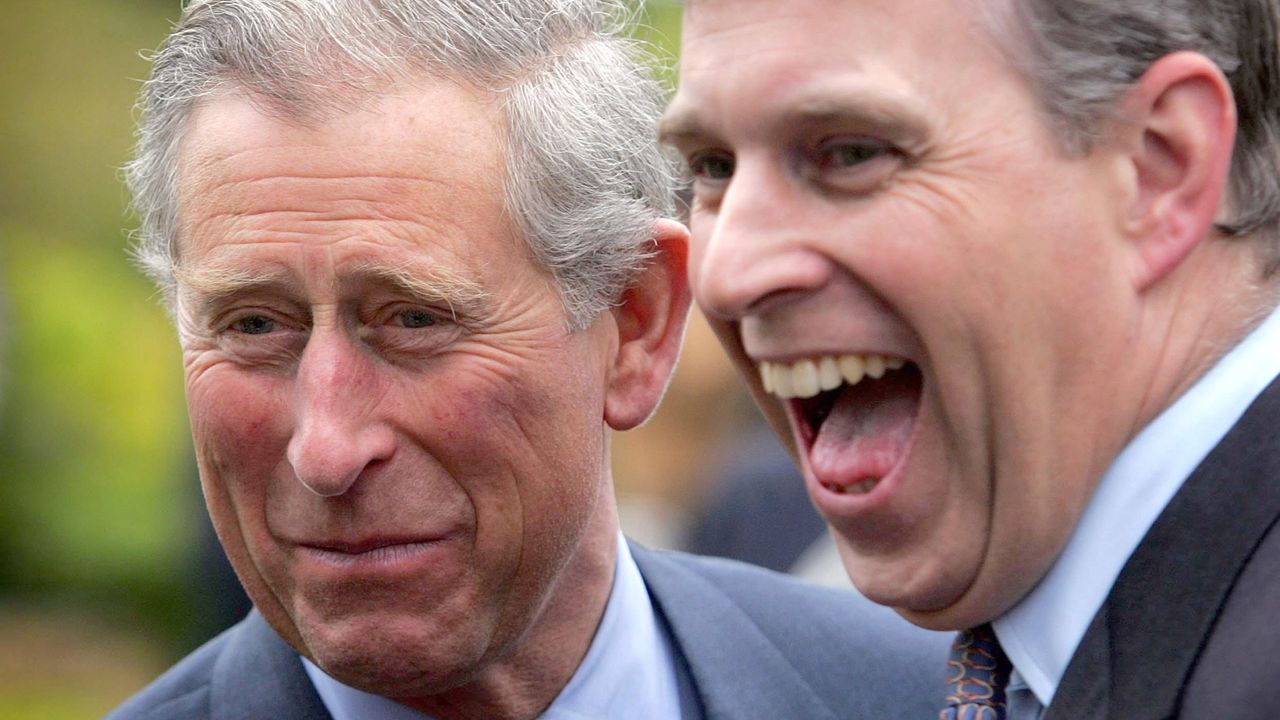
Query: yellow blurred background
0 1 791 717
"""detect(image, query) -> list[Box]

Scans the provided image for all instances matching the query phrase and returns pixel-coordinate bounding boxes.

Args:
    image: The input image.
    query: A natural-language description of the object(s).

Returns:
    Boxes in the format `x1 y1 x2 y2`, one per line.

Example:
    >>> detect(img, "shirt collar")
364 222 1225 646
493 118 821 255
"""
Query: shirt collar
303 531 682 720
993 303 1280 708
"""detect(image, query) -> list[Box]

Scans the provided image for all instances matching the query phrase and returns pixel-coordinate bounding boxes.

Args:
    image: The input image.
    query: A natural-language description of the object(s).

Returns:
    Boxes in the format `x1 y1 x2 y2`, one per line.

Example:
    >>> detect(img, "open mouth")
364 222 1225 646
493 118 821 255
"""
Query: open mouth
760 354 923 497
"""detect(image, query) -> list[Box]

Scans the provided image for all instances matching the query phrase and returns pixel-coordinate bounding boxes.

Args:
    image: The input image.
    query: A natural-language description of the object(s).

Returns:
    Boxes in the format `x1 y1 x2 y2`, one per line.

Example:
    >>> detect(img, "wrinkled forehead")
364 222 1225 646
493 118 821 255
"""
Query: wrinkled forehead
168 79 527 306
172 81 513 253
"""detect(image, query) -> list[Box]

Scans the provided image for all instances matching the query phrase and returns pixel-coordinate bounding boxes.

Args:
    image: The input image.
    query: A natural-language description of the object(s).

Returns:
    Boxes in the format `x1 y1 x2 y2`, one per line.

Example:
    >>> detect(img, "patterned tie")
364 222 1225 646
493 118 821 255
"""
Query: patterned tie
940 624 1013 720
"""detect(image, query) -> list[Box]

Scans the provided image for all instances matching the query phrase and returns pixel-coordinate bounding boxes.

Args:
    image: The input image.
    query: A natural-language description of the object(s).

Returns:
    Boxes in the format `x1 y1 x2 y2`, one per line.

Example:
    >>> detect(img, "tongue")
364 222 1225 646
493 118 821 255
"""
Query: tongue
810 368 921 487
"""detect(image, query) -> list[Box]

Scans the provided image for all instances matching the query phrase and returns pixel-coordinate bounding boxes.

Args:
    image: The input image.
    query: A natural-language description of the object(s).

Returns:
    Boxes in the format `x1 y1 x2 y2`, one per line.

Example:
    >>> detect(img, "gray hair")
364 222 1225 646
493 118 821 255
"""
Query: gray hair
127 0 679 328
986 0 1280 273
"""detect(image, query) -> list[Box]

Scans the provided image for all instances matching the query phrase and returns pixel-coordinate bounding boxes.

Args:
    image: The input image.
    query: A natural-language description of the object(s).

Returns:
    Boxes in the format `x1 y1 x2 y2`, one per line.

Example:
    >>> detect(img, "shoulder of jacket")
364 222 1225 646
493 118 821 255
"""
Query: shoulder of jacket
103 620 244 720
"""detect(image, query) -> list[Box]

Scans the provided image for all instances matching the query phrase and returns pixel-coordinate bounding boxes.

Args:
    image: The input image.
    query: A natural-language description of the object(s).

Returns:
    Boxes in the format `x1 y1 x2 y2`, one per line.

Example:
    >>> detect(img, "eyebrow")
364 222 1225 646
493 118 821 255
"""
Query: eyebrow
657 103 705 147
175 263 298 311
174 259 491 321
660 88 934 150
787 94 932 145
344 260 490 321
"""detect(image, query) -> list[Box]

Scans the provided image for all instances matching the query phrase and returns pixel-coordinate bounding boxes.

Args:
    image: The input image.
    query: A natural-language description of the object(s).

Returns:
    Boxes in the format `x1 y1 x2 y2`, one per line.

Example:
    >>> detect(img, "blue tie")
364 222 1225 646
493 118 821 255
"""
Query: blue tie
940 624 1012 720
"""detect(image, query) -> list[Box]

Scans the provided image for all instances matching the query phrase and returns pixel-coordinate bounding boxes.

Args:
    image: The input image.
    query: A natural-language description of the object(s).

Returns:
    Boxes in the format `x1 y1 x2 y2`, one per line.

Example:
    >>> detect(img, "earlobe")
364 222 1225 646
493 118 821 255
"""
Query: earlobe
603 219 693 431
1121 51 1237 291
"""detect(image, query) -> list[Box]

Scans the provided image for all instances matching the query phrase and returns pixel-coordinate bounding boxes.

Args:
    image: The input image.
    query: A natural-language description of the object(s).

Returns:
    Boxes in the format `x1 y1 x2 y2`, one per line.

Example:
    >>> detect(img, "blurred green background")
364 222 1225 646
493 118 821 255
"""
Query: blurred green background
0 1 684 717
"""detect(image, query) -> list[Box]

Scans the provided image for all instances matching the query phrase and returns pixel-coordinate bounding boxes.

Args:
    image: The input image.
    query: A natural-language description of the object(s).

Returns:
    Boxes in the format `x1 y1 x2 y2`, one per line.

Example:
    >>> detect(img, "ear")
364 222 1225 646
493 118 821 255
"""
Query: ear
604 219 693 431
1118 51 1237 291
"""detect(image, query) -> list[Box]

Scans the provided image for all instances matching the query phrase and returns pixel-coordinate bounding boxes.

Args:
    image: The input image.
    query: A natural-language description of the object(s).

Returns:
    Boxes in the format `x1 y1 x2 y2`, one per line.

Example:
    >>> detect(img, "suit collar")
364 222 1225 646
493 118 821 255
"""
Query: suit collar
1050 374 1280 719
999 302 1280 708
631 543 843 720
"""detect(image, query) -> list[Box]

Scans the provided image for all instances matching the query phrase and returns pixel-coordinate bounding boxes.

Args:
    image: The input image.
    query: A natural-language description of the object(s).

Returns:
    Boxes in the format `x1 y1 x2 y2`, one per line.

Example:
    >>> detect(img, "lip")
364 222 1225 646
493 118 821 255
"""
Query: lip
293 535 455 570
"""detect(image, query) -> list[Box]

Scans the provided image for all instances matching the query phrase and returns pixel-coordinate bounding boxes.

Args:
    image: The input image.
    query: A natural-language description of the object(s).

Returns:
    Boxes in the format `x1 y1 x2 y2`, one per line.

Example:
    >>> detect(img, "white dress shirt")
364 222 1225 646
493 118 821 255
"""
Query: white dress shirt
303 531 683 720
992 303 1280 715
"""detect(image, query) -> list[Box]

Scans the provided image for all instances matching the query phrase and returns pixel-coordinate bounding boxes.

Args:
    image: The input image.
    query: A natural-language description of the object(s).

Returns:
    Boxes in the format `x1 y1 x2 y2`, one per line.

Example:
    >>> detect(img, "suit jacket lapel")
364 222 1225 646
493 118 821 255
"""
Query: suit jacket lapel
1044 607 1109 720
1051 375 1280 719
210 611 333 720
631 544 843 720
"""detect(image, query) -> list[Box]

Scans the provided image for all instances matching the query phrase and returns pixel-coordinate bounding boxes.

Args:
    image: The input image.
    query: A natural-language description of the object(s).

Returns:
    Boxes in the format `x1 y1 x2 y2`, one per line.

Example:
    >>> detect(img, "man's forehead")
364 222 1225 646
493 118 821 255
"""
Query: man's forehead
171 80 513 315
176 83 505 215
667 0 1010 145
184 81 501 150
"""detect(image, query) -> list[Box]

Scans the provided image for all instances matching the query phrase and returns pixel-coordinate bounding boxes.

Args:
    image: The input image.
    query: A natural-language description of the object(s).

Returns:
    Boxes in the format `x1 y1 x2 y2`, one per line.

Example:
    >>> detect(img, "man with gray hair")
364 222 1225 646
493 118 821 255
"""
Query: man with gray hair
664 0 1280 717
108 1 949 719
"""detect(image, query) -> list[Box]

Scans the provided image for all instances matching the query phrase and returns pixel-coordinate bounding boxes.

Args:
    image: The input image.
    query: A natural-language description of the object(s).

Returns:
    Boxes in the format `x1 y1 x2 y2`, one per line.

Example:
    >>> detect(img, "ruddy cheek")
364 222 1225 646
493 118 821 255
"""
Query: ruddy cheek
411 371 537 447
191 380 292 482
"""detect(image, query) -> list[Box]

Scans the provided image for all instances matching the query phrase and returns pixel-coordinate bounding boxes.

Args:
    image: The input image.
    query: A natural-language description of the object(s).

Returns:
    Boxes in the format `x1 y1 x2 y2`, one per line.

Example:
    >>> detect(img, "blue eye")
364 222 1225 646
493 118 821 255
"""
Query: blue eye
397 309 439 328
234 315 276 335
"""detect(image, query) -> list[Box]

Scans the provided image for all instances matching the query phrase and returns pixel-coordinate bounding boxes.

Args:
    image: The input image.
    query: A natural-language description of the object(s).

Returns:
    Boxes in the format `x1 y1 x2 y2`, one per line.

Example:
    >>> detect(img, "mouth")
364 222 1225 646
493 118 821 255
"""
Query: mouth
759 353 923 499
297 537 448 568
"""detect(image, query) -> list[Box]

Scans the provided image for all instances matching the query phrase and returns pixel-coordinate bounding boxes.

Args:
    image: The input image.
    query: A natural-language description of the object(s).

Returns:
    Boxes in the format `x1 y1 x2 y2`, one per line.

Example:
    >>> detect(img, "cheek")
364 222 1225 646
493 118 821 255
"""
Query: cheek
414 343 606 463
188 370 291 483
186 368 293 558
410 351 608 546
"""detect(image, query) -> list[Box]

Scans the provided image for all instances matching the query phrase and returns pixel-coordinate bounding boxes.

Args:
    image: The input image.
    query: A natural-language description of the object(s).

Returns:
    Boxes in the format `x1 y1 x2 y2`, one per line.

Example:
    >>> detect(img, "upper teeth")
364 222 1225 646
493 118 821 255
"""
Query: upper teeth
759 354 906 400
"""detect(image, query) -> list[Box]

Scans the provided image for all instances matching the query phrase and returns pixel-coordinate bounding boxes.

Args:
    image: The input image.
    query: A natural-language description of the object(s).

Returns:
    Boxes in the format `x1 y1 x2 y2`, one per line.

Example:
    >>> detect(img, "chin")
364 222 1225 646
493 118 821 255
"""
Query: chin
836 542 979 628
890 575 1033 632
311 639 478 697
299 613 486 695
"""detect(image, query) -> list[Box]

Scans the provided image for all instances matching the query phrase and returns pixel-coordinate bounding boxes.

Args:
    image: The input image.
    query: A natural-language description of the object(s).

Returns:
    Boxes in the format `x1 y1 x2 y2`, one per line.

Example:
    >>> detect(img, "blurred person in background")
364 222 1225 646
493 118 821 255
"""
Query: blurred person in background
665 0 1280 717
109 1 949 719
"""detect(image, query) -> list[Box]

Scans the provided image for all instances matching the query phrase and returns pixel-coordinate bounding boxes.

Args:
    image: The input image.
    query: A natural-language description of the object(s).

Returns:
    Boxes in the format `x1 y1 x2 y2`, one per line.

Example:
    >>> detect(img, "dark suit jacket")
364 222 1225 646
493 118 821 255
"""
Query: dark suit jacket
107 544 950 719
1046 375 1280 719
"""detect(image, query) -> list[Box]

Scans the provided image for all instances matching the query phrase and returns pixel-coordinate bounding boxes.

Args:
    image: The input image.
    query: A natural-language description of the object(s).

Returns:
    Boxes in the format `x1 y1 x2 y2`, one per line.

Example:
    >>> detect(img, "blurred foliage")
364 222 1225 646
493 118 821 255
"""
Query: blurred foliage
0 0 191 622
634 0 683 90
0 0 686 717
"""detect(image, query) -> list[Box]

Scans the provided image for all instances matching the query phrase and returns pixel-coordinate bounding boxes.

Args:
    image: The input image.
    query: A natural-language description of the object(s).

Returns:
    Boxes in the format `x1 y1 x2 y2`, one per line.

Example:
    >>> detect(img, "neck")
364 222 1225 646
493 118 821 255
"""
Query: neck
1127 240 1277 441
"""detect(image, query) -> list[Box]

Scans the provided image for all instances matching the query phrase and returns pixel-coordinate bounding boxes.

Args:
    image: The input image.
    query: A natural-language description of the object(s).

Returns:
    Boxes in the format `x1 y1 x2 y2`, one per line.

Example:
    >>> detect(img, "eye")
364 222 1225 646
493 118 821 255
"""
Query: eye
687 150 735 182
396 308 440 329
812 136 904 193
232 314 277 335
359 303 461 362
214 308 307 367
823 141 890 168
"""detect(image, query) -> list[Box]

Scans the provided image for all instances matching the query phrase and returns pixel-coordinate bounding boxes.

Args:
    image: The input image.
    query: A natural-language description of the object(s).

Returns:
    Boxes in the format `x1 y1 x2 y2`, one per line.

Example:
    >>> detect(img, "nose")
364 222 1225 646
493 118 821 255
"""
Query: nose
286 329 395 497
692 160 831 320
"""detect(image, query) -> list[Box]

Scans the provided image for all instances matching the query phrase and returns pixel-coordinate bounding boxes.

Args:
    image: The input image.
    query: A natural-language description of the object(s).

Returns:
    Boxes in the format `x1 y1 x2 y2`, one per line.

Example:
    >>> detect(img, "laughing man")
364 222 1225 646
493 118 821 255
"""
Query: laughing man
664 0 1280 717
